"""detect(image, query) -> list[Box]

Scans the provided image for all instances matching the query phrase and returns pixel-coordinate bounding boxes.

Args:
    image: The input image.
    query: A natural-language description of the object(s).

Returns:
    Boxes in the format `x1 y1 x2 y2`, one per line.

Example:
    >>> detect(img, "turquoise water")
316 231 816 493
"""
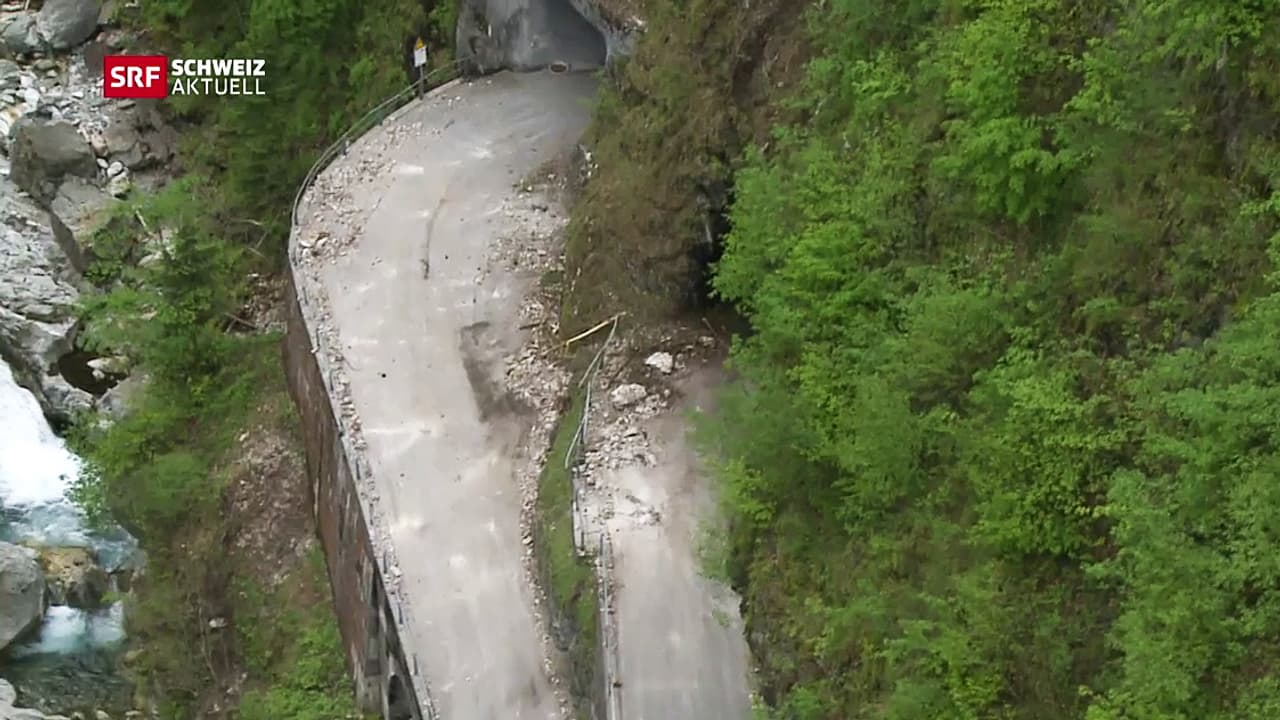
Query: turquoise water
0 359 137 713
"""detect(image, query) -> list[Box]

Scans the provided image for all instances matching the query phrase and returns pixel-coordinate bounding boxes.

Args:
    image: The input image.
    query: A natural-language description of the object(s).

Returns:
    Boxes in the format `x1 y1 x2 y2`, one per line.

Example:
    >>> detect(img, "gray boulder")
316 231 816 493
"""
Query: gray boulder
9 114 98 206
0 14 45 57
49 176 116 272
96 372 143 421
37 0 102 51
0 541 45 653
100 118 142 169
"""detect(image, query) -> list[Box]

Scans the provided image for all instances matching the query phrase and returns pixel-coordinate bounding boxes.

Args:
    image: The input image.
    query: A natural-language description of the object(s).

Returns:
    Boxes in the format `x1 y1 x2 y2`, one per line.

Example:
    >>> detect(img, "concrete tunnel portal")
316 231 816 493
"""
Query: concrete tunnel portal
457 0 610 75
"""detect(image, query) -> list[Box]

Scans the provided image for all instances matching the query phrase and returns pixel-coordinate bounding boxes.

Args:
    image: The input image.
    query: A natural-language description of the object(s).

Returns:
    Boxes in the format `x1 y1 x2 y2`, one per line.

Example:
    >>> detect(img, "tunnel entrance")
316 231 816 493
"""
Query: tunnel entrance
457 0 608 74
536 0 608 70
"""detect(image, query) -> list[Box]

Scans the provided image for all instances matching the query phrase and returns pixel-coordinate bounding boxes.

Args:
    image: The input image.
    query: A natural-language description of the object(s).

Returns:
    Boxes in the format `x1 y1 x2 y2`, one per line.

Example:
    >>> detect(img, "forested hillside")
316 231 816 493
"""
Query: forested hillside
696 1 1280 718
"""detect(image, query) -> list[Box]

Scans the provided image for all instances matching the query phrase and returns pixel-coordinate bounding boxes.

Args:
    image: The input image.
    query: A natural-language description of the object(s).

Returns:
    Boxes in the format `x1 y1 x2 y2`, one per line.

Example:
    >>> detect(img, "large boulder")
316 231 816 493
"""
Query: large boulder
35 546 110 609
9 114 98 206
0 14 44 57
0 179 92 422
0 541 45 653
37 0 103 51
49 176 116 272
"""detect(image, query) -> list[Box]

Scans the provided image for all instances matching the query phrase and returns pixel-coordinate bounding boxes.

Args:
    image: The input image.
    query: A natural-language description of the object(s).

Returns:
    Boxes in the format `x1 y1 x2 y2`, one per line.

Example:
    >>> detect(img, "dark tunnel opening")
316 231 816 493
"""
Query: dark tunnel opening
538 0 608 70
457 0 609 74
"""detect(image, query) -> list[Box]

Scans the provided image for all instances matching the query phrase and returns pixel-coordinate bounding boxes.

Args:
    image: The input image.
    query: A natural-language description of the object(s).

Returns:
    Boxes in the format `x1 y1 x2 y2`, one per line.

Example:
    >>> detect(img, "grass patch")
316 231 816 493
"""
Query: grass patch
235 549 370 720
533 382 603 717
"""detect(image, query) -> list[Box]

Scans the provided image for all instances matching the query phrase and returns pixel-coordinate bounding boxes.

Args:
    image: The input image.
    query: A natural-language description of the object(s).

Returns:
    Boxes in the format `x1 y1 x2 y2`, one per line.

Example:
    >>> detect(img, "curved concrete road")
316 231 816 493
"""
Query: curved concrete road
312 71 595 719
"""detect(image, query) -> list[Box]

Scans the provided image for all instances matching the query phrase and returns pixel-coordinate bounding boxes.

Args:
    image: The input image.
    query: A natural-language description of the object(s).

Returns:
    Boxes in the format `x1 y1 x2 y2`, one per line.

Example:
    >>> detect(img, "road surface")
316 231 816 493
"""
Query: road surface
596 366 755 720
314 70 596 720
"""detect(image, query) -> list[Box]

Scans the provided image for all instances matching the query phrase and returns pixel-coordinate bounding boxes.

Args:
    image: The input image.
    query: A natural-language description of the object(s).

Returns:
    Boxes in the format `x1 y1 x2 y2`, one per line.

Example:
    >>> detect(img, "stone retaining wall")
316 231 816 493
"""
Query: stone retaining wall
281 268 423 720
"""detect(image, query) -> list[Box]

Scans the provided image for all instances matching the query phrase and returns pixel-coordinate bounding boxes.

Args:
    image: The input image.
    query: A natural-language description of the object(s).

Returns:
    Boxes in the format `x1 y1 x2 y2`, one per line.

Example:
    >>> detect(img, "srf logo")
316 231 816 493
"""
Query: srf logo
103 55 168 99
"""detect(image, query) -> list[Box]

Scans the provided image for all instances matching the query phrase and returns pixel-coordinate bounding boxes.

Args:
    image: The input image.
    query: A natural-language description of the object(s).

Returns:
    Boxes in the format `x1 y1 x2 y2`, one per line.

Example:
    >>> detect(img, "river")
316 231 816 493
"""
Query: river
0 357 136 712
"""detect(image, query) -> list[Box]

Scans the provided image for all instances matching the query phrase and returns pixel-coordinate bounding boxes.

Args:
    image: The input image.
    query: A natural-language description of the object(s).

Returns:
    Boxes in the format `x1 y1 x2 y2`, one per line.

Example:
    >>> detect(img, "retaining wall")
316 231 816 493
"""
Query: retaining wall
281 268 423 720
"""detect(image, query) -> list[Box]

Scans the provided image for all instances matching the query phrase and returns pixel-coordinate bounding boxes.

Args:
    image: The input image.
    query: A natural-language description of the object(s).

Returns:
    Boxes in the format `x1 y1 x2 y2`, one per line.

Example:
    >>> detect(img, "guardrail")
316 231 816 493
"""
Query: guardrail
291 61 463 227
288 59 462 720
565 315 623 720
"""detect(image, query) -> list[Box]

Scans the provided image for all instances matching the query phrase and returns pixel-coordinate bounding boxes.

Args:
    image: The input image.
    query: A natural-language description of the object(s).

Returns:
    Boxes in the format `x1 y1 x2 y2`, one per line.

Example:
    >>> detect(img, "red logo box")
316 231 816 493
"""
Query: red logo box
103 55 168 98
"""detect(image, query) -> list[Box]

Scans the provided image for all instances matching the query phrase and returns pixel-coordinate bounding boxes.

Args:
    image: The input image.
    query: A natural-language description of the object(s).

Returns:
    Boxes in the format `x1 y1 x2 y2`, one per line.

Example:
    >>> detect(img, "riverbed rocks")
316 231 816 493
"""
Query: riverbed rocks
0 17 175 422
0 541 45 653
0 680 73 720
35 546 109 609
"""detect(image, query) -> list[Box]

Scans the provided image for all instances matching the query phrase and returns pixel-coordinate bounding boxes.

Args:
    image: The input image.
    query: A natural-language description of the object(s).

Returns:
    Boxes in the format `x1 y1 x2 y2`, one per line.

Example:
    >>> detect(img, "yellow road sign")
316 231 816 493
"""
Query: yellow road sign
415 37 425 50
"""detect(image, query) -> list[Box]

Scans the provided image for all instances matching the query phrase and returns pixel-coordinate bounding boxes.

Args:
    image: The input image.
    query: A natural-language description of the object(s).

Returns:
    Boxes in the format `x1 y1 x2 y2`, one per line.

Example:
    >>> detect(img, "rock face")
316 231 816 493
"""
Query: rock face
37 0 102 51
36 546 110 609
9 114 98 205
0 183 93 423
0 541 45 653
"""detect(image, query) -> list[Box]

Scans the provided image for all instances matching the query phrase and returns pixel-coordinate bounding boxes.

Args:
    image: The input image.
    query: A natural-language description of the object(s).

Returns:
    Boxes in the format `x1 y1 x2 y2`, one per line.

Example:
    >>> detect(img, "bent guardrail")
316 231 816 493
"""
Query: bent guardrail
565 315 624 720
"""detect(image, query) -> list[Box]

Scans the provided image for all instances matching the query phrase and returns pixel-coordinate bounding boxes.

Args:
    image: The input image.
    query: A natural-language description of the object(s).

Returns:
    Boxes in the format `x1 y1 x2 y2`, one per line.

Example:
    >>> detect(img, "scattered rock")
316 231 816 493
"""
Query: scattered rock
37 0 103 51
644 351 673 374
0 541 45 653
609 383 647 408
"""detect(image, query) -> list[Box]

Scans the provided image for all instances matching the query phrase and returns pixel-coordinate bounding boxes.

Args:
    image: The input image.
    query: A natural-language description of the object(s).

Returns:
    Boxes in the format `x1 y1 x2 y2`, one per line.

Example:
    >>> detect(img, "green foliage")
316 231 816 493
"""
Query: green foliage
69 180 265 538
236 551 360 720
130 0 456 248
687 0 1280 717
534 384 603 715
561 0 812 332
